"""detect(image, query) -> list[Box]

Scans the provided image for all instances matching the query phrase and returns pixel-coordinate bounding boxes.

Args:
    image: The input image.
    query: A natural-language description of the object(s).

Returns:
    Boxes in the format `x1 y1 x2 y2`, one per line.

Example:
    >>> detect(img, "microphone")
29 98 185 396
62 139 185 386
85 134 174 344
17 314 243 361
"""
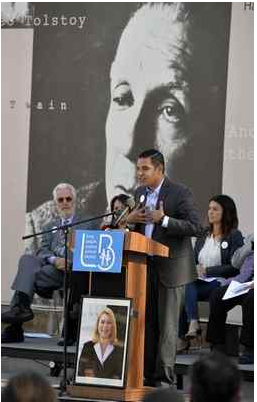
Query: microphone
113 197 135 227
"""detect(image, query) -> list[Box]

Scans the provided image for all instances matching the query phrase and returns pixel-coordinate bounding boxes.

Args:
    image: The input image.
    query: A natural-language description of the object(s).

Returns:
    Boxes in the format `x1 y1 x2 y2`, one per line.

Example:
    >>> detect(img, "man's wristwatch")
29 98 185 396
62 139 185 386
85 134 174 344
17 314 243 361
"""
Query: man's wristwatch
159 215 165 225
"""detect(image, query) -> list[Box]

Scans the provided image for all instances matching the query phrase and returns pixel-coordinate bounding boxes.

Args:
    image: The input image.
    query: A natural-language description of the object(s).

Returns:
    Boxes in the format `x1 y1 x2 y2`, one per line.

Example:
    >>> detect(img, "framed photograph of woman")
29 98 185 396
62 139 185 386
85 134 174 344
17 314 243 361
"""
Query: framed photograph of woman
74 296 132 388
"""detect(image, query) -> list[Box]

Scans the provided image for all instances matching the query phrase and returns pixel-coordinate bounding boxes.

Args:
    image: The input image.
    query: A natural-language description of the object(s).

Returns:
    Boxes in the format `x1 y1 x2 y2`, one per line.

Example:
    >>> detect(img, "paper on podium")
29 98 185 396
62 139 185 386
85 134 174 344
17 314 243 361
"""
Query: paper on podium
222 280 254 300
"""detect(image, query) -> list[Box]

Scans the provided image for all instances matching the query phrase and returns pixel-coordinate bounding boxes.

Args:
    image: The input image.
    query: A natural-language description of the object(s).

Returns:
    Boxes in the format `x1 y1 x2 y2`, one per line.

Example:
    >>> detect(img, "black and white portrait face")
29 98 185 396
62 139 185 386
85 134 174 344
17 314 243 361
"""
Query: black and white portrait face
10 2 231 242
105 4 190 202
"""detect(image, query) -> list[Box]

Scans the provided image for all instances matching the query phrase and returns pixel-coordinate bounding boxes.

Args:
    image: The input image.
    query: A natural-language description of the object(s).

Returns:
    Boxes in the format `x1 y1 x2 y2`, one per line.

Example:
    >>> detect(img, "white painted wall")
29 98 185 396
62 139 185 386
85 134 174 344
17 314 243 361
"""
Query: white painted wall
1 29 33 303
223 3 254 235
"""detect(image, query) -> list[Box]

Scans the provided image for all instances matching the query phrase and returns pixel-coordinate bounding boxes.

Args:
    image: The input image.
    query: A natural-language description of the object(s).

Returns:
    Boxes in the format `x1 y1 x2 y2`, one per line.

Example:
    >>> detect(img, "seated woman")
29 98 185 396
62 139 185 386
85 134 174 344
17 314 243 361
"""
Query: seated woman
101 193 134 230
179 194 244 349
78 307 123 379
92 194 134 297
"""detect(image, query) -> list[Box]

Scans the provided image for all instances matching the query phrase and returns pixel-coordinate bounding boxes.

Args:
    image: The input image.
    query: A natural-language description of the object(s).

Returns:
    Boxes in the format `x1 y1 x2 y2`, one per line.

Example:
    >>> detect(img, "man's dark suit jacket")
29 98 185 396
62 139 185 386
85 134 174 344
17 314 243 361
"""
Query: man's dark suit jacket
134 177 203 287
35 216 93 305
36 218 68 264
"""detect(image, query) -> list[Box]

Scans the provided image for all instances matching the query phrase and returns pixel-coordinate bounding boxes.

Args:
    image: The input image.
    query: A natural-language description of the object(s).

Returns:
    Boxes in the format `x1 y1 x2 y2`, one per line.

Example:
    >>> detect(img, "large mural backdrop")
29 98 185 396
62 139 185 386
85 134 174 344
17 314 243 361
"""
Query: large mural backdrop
2 3 232 252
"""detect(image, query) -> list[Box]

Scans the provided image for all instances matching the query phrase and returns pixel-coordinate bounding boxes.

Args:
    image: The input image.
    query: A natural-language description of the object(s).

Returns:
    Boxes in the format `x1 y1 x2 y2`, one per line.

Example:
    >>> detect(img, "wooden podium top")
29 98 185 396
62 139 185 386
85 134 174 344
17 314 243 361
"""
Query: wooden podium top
124 231 169 258
69 229 169 258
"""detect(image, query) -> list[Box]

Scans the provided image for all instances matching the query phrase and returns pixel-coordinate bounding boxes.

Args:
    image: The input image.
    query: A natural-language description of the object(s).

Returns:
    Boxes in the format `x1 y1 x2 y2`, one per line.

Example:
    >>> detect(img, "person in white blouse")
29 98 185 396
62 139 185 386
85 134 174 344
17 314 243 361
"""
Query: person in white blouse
179 194 244 348
77 307 123 379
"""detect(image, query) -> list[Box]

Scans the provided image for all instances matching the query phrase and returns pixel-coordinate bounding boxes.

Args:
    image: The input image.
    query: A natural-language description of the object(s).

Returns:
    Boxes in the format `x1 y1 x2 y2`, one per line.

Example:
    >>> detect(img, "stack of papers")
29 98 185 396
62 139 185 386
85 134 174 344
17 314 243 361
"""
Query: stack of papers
222 280 254 300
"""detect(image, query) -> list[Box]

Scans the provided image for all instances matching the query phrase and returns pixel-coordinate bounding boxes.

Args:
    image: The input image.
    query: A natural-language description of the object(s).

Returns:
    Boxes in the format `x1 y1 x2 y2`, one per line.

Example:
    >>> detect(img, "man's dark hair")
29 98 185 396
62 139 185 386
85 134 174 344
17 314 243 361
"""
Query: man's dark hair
209 194 239 237
138 149 165 173
189 352 241 402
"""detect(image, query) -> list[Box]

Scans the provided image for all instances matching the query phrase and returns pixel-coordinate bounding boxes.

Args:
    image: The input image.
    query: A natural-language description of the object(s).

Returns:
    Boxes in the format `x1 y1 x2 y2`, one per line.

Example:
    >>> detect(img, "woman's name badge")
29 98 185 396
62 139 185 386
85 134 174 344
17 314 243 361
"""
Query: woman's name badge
221 241 228 249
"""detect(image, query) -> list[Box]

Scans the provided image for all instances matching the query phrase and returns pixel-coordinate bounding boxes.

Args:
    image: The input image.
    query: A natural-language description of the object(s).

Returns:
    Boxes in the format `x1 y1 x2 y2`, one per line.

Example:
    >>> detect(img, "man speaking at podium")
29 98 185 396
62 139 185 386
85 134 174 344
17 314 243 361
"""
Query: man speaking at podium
127 149 202 387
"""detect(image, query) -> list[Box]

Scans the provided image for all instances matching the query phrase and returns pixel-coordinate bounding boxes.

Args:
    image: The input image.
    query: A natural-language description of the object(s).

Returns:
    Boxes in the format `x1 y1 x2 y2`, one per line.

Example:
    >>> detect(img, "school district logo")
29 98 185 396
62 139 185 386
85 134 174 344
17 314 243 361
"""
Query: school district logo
72 230 124 273
97 233 115 270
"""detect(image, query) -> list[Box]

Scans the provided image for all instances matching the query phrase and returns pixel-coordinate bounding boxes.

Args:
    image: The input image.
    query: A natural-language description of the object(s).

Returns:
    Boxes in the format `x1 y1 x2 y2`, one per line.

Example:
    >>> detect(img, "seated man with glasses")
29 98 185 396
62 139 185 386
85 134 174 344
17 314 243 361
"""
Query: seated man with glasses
2 182 85 343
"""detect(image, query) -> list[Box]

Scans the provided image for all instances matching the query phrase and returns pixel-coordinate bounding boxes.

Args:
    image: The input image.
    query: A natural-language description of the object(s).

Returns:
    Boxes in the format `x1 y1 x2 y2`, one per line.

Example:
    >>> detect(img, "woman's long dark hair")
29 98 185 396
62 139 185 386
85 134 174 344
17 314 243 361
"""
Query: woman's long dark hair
209 194 238 237
110 194 130 212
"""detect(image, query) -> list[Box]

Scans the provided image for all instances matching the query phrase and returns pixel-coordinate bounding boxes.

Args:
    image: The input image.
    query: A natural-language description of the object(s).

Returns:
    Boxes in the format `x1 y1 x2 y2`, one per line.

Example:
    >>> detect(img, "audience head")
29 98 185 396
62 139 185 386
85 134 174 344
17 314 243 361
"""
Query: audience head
92 307 118 345
52 182 76 218
208 194 238 236
189 352 241 402
143 387 185 402
1 371 57 402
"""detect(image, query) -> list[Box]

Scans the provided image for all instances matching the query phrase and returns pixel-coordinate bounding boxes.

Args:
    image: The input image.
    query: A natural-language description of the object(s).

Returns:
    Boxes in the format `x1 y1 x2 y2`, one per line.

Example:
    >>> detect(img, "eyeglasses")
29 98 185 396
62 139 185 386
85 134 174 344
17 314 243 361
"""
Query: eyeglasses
57 196 73 203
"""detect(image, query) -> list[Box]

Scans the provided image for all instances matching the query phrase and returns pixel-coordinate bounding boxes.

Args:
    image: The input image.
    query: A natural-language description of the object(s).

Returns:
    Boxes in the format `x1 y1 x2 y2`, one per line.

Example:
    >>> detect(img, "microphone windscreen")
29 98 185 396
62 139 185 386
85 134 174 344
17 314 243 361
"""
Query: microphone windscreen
126 197 136 210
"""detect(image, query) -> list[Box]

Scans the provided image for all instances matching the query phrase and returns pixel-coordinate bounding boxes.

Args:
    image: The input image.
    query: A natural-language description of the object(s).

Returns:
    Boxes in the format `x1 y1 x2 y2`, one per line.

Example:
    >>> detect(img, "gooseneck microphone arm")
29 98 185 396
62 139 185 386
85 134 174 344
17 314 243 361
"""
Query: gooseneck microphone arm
22 211 115 240
112 206 130 227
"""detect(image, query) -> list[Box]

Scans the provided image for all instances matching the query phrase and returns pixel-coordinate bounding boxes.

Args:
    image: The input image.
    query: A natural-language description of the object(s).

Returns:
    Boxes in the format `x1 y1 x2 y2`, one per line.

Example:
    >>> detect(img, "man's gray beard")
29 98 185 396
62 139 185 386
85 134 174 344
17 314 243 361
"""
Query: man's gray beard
58 208 76 220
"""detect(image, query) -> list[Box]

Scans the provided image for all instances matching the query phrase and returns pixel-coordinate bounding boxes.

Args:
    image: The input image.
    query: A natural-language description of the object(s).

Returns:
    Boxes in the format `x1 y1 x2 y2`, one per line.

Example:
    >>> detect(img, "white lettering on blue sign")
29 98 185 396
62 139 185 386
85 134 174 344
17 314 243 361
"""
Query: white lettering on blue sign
80 233 96 267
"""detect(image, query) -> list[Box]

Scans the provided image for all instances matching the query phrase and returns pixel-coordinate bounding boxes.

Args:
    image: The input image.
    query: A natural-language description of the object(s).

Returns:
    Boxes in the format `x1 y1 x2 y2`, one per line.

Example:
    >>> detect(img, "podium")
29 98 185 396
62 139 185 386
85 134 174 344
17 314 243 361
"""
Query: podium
67 231 169 401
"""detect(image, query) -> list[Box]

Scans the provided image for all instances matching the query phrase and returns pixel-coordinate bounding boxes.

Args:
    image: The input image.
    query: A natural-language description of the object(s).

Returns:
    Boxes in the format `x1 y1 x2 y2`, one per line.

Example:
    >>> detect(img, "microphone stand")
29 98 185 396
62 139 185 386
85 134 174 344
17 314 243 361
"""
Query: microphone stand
22 211 115 395
22 212 115 241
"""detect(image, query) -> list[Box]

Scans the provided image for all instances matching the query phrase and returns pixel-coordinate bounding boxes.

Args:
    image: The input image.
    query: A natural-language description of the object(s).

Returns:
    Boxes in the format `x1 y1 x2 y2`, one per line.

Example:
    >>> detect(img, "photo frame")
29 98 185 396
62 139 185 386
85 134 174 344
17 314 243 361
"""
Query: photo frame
74 296 131 388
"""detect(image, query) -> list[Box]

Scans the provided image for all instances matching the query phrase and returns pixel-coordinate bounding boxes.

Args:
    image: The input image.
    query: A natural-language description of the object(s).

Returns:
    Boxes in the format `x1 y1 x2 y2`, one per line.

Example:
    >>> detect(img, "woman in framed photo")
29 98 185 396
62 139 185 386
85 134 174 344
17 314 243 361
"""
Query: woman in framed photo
78 307 123 379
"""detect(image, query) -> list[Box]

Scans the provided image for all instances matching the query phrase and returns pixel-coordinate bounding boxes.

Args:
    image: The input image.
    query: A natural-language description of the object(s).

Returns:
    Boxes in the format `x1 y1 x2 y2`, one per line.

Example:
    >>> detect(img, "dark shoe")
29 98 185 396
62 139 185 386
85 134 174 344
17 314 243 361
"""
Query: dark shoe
211 343 226 354
143 378 156 387
154 367 174 388
155 380 172 388
2 305 34 324
57 338 76 347
239 351 254 365
1 325 24 343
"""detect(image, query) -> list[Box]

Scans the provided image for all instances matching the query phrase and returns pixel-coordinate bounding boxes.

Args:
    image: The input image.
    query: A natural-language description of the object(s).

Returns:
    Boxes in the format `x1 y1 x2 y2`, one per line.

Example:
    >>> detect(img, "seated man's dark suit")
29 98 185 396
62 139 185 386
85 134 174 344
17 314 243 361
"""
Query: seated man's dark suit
2 216 93 343
10 217 76 310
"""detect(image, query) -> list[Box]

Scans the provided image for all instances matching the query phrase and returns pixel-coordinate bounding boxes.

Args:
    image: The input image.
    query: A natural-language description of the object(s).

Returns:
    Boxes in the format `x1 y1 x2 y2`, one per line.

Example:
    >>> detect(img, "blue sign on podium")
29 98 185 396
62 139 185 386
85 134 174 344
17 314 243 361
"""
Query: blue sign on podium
72 230 125 273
